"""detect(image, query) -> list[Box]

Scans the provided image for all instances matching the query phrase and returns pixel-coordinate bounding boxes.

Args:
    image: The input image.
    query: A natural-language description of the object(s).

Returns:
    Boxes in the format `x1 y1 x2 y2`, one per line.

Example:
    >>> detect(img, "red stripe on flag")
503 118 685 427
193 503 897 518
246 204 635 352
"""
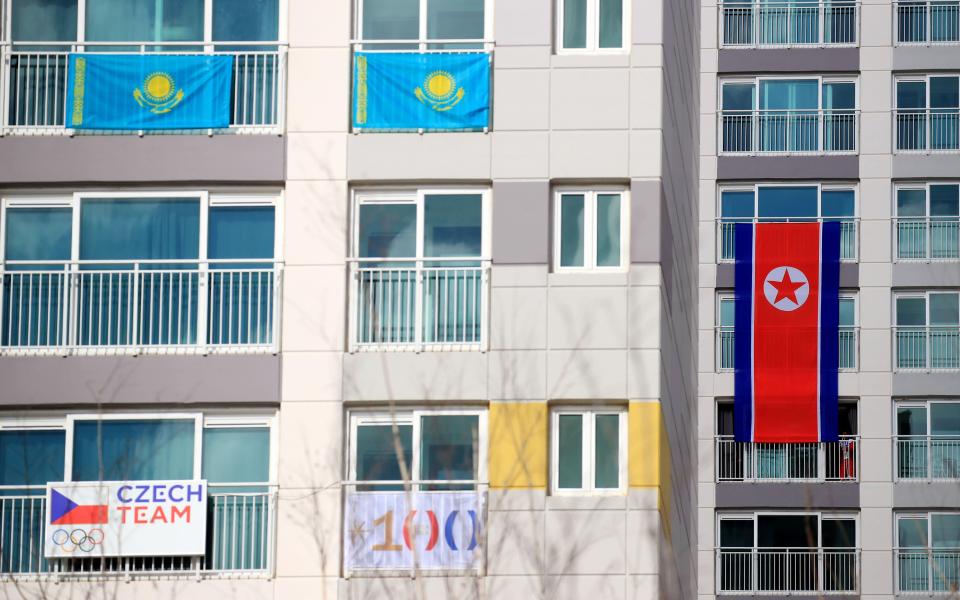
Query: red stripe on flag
53 504 109 525
753 223 822 442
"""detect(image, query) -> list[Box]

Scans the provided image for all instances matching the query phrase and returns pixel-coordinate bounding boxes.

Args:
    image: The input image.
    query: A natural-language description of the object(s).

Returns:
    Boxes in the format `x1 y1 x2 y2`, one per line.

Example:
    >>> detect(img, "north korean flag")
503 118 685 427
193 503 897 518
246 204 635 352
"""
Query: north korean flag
734 222 841 443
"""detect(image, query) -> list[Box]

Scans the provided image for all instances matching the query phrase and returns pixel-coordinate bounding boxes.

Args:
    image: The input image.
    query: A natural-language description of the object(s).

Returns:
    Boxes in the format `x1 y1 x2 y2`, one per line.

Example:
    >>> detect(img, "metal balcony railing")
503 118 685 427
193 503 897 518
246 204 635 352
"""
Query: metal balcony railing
895 109 960 153
716 326 859 372
0 486 277 579
894 326 960 371
348 258 490 352
895 217 960 261
895 1 960 45
716 547 860 594
717 218 859 263
895 436 960 480
897 548 960 593
715 436 859 482
0 42 286 135
719 1 860 48
720 109 859 155
0 259 283 355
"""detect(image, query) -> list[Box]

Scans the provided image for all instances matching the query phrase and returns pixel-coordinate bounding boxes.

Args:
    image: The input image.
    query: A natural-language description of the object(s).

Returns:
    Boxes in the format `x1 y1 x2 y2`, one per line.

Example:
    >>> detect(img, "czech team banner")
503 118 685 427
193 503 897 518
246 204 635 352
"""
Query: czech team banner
66 54 233 130
734 222 841 443
44 481 207 558
343 491 484 572
353 52 490 130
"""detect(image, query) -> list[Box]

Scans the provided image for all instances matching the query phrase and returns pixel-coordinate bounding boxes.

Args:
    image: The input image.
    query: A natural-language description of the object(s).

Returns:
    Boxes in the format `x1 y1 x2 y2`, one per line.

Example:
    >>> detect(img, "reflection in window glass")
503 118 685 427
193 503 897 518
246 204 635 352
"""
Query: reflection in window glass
420 415 477 489
932 514 960 548
79 198 201 262
899 517 929 548
897 189 927 217
12 0 77 42
931 185 960 216
208 206 275 260
424 194 482 258
358 204 416 258
560 194 586 267
0 430 65 490
558 414 583 489
598 0 622 48
897 297 927 326
897 406 928 436
427 0 484 41
85 0 203 42
72 420 194 481
4 208 72 264
930 293 959 325
562 0 588 49
213 0 278 42
757 186 818 218
596 194 621 267
355 424 413 490
202 427 270 484
931 404 960 436
594 414 619 488
362 0 421 40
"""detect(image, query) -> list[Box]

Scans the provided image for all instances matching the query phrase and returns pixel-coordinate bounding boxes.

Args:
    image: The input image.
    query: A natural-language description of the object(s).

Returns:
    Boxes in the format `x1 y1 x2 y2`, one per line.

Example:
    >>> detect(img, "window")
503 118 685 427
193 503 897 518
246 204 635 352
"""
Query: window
720 0 857 48
896 400 960 480
895 183 960 260
720 77 857 154
896 513 960 592
554 189 628 271
895 292 960 370
718 184 857 261
0 425 66 494
896 2 960 45
351 189 490 348
896 75 960 151
358 0 487 48
557 0 626 52
349 410 486 491
551 408 626 494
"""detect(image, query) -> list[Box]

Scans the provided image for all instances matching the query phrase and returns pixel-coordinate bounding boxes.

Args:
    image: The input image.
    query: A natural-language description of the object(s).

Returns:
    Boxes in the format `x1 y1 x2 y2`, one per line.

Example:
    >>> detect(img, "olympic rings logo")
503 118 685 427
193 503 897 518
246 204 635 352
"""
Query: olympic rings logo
51 528 104 553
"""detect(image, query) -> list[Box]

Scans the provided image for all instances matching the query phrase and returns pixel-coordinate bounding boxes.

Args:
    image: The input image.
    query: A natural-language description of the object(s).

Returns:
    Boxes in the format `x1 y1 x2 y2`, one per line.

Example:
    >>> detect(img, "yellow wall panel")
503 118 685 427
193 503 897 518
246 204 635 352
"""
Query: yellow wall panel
488 402 548 489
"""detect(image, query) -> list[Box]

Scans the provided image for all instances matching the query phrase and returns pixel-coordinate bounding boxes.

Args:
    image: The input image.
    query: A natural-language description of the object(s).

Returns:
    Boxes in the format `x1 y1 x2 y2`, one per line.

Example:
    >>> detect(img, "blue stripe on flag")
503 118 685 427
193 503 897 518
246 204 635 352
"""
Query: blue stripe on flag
733 222 755 443
818 221 841 442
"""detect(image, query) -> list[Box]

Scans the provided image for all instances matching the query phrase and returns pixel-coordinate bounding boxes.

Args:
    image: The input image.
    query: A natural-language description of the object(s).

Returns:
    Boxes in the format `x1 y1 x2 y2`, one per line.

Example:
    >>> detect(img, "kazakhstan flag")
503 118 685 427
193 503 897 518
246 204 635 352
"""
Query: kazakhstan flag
66 54 233 130
353 52 490 131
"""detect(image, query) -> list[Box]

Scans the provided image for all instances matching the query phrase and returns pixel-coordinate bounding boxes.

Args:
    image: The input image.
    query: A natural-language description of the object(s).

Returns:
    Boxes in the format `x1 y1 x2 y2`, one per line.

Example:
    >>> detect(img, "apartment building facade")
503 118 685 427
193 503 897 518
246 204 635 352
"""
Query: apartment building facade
699 1 960 598
0 0 698 599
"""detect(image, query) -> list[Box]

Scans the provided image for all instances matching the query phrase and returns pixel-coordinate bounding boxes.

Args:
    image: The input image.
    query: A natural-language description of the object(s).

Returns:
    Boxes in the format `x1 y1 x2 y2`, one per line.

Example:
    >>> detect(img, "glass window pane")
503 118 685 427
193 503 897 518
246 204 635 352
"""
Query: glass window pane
898 189 927 217
596 193 621 267
420 415 478 488
562 0 587 48
722 84 755 111
822 190 855 217
822 519 856 548
897 81 927 109
720 191 755 218
839 298 855 327
931 77 960 108
208 206 275 260
558 414 583 489
362 0 419 40
757 186 818 218
560 194 585 267
427 0 484 41
356 424 413 489
931 403 960 436
598 0 623 48
72 420 194 481
0 430 65 488
897 297 927 326
899 517 929 548
358 204 416 258
86 0 203 42
594 414 619 488
898 406 928 436
202 427 269 484
757 515 814 548
759 79 818 110
931 185 960 217
79 198 200 262
930 293 959 325
720 298 735 327
213 0 278 42
424 194 482 258
4 208 72 263
823 82 856 110
933 514 960 548
12 0 77 42
719 519 753 548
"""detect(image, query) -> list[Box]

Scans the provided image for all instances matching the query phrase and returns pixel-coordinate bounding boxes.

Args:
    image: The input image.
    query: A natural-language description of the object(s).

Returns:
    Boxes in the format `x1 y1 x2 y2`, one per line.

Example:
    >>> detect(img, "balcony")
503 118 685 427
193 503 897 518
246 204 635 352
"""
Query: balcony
895 217 960 261
716 326 859 372
348 258 490 352
895 109 960 153
895 326 960 371
895 436 960 480
897 549 960 593
895 1 960 46
0 43 286 135
717 218 859 263
719 109 859 155
0 486 277 578
719 1 859 48
716 547 860 594
716 436 859 483
0 260 282 355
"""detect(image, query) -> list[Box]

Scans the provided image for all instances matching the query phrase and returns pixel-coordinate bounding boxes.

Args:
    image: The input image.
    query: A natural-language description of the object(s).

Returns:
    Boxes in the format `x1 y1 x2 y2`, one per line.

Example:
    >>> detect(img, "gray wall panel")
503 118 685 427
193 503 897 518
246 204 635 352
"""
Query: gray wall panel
0 356 280 406
893 263 960 288
492 181 550 264
895 483 960 509
717 156 859 180
716 483 860 508
893 47 960 71
0 136 285 184
718 48 859 74
632 180 662 263
893 154 960 179
893 373 960 397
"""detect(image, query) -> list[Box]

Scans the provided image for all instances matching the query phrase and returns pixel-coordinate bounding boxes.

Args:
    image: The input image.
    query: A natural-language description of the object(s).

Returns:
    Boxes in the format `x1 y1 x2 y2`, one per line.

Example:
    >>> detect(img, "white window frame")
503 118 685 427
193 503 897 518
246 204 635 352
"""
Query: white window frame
895 74 960 110
894 290 960 327
351 187 492 261
550 407 627 495
717 183 859 220
719 76 860 112
894 181 960 217
555 0 630 54
716 511 860 549
347 408 489 490
553 187 629 272
354 0 493 47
